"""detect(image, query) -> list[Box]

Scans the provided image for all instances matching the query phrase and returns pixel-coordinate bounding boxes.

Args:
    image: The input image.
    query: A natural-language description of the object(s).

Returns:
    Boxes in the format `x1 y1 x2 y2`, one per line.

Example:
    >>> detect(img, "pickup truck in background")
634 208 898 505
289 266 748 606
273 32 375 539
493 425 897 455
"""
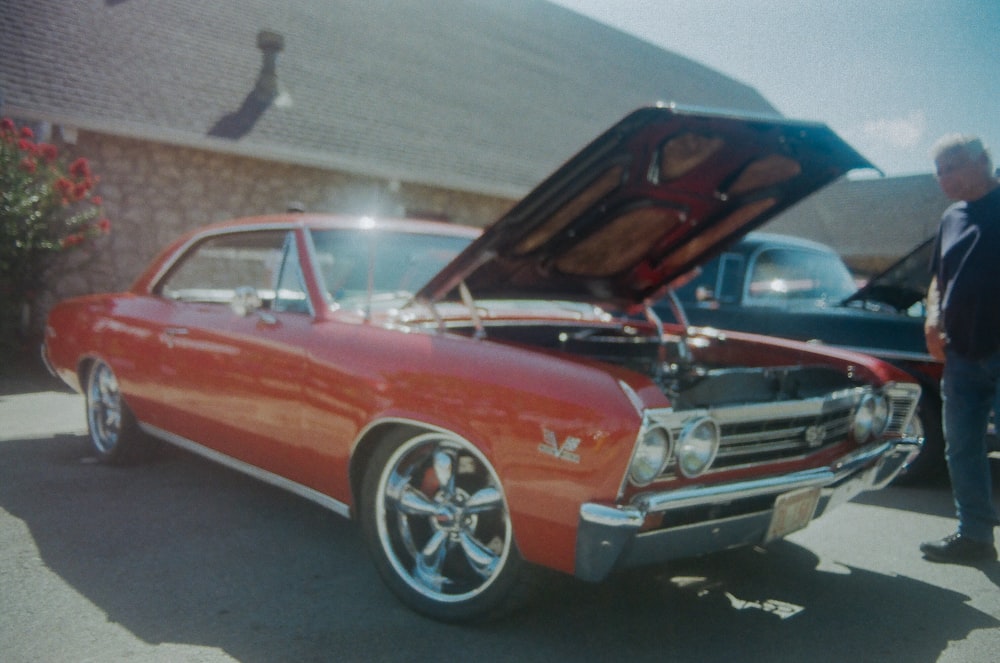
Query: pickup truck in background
658 232 955 482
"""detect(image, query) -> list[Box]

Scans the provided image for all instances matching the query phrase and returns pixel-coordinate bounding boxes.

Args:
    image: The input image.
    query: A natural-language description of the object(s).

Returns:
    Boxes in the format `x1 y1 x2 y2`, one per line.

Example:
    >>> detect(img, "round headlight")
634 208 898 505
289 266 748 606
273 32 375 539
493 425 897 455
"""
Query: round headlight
872 394 890 437
676 416 720 478
853 393 877 442
629 426 671 486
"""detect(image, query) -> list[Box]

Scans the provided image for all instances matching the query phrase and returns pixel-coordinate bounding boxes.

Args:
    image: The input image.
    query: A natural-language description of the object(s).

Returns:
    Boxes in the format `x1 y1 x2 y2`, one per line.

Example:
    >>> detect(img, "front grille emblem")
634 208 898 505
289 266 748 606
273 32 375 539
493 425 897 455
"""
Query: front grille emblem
804 425 826 448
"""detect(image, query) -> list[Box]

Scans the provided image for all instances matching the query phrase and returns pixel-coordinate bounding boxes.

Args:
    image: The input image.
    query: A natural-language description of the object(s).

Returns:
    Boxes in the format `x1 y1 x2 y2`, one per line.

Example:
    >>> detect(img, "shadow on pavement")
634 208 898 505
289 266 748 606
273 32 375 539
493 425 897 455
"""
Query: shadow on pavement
1 432 997 663
853 460 1000 522
0 353 70 397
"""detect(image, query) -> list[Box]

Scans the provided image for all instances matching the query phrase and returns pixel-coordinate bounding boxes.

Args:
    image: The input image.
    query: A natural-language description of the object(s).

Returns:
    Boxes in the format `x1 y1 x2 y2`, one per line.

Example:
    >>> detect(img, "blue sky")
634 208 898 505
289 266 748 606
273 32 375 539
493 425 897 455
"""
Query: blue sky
550 0 999 177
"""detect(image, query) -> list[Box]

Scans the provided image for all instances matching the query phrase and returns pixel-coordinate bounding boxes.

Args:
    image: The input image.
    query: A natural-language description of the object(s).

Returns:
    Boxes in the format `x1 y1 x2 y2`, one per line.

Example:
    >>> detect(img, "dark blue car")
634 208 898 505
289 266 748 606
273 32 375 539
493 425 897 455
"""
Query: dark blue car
657 232 948 482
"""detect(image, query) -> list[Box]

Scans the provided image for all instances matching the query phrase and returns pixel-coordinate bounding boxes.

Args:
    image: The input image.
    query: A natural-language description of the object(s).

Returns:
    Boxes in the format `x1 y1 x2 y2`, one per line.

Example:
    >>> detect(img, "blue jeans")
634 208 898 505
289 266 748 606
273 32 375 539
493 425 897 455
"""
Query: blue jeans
941 348 1000 543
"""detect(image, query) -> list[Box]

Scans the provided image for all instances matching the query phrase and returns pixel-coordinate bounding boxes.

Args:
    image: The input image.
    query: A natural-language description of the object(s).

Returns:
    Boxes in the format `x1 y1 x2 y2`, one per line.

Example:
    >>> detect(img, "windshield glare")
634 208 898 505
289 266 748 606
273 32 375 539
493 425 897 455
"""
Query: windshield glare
746 247 857 304
309 228 471 306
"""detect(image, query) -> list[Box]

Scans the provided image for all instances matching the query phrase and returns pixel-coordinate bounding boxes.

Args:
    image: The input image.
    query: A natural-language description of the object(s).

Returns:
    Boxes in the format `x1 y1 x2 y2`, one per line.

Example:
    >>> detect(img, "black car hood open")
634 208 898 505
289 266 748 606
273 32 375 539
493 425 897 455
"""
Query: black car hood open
842 236 935 312
417 105 874 312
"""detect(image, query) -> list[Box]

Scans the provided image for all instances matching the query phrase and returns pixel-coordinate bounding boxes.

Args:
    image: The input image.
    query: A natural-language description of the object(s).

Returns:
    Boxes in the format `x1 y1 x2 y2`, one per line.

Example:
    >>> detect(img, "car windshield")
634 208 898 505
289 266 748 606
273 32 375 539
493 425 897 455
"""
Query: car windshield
309 228 471 306
746 247 857 305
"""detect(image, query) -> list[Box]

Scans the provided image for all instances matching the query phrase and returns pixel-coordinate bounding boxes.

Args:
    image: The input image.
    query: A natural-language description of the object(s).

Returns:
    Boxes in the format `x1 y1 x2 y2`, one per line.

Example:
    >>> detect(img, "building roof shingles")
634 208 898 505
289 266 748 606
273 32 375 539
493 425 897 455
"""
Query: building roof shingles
1 0 777 197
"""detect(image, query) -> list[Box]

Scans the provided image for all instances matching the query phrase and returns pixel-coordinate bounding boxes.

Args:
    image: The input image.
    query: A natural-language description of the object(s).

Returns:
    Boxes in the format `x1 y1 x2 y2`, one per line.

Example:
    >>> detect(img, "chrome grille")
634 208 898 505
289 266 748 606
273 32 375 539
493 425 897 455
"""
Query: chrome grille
712 406 853 468
643 383 920 479
884 383 922 435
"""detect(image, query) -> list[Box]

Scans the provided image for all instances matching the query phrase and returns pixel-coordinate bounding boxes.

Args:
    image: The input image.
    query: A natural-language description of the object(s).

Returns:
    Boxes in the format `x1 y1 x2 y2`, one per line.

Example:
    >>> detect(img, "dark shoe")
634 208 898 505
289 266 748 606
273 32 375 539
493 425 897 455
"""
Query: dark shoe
920 533 997 564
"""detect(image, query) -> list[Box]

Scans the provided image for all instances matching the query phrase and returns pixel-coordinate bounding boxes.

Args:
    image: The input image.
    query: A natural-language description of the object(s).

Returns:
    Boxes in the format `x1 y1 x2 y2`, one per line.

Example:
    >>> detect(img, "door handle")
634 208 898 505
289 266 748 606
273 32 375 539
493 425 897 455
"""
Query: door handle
161 327 189 348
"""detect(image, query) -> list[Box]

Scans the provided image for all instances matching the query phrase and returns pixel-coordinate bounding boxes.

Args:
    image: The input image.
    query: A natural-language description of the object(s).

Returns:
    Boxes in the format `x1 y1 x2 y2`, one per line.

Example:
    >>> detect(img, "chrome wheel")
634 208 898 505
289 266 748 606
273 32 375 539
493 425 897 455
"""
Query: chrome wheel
87 361 123 455
363 430 523 619
84 360 152 464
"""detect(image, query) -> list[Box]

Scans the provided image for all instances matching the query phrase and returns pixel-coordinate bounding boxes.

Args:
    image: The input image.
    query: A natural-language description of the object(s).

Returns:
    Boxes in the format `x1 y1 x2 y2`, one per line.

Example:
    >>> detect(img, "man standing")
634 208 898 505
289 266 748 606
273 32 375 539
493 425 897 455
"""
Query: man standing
921 134 1000 563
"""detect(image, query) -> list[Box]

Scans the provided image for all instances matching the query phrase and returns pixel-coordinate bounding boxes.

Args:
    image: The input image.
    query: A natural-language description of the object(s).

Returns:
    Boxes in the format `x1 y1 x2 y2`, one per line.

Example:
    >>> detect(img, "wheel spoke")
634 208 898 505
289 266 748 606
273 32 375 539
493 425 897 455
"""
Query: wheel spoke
457 531 500 578
393 484 441 518
433 449 454 494
415 530 449 591
105 407 121 430
99 370 117 401
463 486 503 514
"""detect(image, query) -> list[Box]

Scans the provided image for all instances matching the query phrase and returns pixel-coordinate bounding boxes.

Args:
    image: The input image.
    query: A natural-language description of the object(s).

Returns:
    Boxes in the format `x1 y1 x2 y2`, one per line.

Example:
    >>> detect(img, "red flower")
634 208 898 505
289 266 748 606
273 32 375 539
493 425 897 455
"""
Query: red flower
55 177 74 196
60 233 86 248
72 181 91 201
69 157 91 179
1 114 111 298
37 143 59 163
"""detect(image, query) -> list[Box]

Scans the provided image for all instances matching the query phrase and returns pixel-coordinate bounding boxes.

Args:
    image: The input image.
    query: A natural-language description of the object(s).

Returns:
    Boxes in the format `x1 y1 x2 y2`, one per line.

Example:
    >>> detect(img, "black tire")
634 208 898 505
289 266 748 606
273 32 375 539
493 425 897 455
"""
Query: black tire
893 392 945 484
359 429 536 622
84 360 155 464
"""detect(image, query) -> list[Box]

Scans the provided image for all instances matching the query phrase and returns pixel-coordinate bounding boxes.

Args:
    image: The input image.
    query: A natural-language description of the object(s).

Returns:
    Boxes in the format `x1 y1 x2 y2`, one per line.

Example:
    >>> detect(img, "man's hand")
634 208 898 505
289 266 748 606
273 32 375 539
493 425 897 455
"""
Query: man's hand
924 276 947 361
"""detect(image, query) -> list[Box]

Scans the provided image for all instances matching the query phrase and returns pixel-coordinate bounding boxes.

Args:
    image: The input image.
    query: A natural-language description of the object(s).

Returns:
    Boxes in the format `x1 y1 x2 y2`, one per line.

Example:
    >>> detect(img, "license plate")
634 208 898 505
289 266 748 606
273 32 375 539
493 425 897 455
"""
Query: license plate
764 487 821 542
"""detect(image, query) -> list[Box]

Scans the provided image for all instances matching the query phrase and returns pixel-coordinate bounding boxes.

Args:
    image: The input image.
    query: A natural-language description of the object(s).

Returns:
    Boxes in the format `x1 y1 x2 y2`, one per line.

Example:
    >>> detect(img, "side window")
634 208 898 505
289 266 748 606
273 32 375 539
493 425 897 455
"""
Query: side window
746 247 856 304
747 249 798 303
272 234 311 314
674 253 742 304
715 253 745 303
158 231 288 305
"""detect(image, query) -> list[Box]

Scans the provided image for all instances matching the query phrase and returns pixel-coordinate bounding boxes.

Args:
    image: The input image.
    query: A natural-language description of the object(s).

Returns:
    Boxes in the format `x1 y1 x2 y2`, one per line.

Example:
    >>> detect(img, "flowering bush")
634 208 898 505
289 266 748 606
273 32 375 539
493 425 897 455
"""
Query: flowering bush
1 117 111 354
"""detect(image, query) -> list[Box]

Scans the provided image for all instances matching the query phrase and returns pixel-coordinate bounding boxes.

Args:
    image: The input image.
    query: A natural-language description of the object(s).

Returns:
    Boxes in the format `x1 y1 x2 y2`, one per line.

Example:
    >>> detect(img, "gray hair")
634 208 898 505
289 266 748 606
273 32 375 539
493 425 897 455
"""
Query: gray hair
931 133 992 168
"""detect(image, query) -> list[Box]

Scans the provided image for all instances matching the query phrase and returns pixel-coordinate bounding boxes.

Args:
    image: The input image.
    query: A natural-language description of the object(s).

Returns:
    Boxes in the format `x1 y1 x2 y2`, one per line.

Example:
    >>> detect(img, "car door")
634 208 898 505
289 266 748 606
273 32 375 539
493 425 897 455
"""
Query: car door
151 229 310 474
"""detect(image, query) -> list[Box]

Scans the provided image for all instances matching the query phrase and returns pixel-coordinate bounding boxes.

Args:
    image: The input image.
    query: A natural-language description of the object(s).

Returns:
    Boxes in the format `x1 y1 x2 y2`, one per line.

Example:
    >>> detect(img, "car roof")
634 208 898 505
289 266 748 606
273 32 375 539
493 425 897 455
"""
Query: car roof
129 213 482 294
735 231 840 255
193 213 483 238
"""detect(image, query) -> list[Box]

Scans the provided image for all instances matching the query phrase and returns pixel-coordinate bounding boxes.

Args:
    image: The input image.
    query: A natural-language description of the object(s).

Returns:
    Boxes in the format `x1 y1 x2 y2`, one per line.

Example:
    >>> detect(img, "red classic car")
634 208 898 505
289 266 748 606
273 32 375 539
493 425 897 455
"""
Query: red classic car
44 106 922 622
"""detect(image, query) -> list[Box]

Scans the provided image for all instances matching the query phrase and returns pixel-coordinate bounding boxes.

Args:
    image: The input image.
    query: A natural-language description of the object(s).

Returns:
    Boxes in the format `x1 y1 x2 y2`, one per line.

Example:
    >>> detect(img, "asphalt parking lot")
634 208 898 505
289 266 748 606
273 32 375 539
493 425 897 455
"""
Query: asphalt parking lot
2 371 998 663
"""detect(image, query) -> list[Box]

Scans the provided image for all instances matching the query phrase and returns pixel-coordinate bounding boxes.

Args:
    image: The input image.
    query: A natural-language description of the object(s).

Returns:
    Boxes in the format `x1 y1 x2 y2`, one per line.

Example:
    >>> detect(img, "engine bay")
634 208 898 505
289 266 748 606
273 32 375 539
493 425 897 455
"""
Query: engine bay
448 318 860 410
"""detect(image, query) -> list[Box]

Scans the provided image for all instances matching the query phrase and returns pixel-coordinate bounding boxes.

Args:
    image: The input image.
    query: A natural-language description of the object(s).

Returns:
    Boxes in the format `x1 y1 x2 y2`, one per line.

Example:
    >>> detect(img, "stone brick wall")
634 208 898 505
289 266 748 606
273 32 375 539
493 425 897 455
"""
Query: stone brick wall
33 129 514 331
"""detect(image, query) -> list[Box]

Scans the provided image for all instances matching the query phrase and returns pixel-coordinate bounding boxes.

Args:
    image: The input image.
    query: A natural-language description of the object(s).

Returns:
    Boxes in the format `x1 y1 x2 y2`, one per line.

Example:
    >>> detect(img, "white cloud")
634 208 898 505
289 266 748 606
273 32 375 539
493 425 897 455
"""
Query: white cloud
860 110 927 149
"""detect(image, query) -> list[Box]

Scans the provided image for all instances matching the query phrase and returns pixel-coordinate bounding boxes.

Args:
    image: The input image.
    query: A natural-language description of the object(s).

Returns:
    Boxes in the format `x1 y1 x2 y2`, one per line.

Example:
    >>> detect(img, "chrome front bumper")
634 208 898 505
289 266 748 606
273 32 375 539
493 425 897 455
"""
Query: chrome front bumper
575 439 921 582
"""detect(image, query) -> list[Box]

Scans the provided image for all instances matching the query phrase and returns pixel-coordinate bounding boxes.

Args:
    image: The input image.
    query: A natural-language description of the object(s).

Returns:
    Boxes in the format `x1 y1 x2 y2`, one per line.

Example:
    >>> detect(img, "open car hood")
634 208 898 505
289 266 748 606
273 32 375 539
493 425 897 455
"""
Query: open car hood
417 105 874 311
841 236 934 312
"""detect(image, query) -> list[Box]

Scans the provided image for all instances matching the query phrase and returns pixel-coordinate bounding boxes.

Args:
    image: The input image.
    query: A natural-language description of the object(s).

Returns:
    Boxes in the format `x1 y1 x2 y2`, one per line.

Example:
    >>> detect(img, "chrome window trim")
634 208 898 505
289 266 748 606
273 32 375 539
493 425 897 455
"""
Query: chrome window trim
272 231 316 317
300 225 329 311
148 222 298 293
